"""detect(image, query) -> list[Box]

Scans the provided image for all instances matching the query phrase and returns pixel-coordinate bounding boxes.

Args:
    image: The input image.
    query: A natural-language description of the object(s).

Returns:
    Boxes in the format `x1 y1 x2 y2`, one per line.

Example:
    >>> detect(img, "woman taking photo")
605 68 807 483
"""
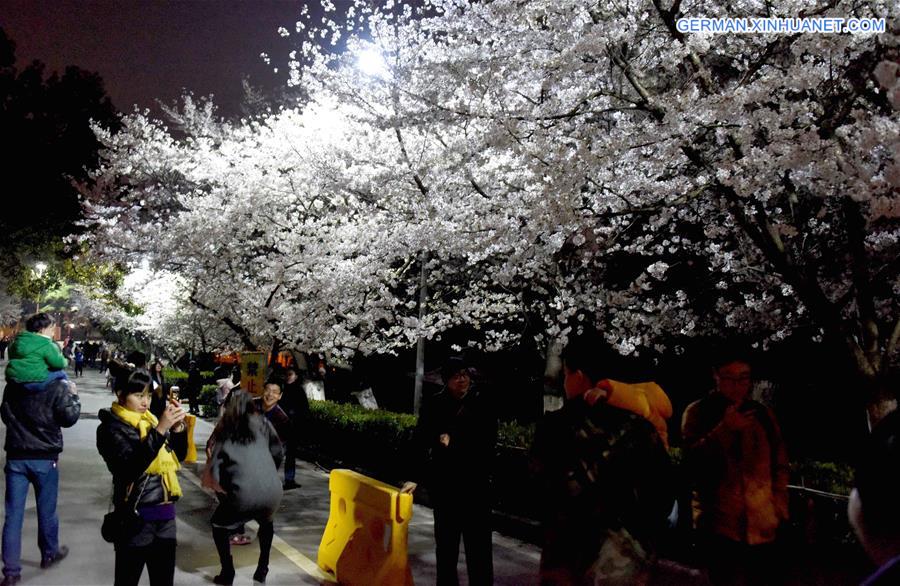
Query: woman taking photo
96 362 187 586
205 390 283 584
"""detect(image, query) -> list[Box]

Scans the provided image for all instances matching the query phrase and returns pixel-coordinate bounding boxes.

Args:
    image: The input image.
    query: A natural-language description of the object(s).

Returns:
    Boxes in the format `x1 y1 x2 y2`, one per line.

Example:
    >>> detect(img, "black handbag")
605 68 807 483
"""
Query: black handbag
101 475 149 543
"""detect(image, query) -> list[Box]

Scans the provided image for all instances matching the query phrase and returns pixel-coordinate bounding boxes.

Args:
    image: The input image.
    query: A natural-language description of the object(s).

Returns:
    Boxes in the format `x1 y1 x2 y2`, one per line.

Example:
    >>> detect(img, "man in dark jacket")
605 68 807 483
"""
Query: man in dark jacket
530 333 673 585
278 367 310 490
185 361 203 415
402 357 497 586
0 373 81 585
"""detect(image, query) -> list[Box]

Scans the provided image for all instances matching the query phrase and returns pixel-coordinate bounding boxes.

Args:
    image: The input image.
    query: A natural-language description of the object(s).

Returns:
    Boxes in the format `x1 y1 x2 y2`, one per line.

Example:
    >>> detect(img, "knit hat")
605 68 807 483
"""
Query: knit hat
441 356 469 383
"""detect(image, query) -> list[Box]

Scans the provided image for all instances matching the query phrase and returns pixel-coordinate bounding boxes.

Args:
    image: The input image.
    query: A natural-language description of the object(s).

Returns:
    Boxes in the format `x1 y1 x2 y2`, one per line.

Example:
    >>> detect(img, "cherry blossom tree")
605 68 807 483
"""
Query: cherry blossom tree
82 0 899 419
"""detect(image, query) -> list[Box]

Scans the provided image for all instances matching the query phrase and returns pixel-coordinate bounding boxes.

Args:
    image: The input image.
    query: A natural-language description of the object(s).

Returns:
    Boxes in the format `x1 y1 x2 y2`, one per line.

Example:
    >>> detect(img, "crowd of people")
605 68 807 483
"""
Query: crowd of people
402 332 897 586
0 312 898 585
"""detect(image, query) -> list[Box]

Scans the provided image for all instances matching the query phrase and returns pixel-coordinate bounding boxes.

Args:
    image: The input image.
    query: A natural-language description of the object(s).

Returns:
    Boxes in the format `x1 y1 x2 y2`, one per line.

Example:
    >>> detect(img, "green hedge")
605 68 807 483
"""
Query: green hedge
497 420 535 449
163 368 216 385
792 460 853 496
299 401 854 496
304 400 418 483
164 369 187 384
197 384 219 418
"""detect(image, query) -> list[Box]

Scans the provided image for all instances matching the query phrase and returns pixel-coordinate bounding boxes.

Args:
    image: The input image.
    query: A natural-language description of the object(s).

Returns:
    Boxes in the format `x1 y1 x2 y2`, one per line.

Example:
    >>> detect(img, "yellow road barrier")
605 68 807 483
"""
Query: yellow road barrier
183 414 198 463
318 469 414 586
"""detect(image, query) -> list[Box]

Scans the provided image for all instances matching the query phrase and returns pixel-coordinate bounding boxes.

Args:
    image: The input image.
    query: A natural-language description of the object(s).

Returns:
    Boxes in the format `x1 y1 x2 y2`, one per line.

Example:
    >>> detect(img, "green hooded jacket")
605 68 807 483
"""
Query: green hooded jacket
5 331 68 383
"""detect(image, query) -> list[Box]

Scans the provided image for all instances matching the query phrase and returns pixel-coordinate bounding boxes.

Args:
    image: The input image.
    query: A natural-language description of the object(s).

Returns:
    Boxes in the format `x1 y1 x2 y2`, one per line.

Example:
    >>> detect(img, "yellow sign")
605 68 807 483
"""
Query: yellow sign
240 352 267 396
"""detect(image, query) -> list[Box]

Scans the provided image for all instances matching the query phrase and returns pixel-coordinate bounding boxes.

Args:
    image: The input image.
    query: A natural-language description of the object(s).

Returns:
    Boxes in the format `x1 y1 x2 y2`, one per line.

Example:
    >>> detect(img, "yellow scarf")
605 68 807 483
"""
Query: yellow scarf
111 402 182 498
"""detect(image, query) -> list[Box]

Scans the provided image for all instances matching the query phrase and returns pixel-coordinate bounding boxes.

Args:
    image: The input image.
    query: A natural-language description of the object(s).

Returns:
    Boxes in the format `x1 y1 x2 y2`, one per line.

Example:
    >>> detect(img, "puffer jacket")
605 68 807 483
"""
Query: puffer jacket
1 379 80 459
96 408 187 509
5 331 68 383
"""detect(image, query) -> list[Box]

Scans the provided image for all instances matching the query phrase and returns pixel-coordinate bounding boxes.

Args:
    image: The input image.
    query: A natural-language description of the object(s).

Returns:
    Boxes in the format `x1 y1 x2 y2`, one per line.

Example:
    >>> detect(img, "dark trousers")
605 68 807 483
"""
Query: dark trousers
433 494 493 586
212 520 274 577
284 439 297 482
114 538 176 586
184 388 199 414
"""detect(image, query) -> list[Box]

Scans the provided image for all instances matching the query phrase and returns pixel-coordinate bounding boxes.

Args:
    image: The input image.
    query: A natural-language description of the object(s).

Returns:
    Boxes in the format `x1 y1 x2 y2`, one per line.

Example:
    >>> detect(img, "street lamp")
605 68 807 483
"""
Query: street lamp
33 262 47 313
356 47 390 79
70 306 79 340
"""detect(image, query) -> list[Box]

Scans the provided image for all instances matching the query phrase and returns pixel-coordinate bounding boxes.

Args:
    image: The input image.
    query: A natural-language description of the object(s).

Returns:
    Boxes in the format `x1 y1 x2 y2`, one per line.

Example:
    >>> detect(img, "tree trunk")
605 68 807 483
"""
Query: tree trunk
413 258 428 416
542 338 565 413
865 384 898 430
267 337 281 378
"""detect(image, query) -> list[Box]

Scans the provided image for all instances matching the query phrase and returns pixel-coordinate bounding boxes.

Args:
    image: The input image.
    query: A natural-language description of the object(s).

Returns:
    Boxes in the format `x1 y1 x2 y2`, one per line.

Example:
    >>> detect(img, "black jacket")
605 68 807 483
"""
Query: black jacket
279 379 310 424
411 386 497 491
96 408 188 509
1 379 81 459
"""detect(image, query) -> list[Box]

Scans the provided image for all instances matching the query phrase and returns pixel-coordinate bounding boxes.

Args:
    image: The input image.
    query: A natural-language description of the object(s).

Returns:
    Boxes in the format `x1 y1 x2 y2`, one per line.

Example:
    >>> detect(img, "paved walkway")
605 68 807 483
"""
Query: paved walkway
0 361 540 585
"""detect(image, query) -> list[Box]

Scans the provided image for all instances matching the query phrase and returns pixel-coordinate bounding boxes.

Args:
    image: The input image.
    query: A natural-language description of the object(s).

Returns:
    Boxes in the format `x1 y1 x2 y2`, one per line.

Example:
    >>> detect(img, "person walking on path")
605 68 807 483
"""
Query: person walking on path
0 319 81 586
402 356 497 586
278 367 309 490
530 333 673 585
204 390 283 585
96 362 188 586
681 351 790 586
0 337 9 361
73 347 85 378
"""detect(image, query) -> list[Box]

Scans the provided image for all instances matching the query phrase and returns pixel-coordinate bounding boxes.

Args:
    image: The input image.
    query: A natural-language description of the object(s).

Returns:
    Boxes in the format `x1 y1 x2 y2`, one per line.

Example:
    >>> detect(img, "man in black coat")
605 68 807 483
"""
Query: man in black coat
278 367 309 490
0 376 80 585
402 357 497 586
185 361 203 415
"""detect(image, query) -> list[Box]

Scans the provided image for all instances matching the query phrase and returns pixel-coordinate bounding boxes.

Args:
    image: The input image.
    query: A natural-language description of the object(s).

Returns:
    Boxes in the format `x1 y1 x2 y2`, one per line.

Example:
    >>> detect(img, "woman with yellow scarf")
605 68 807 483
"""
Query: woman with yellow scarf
97 362 188 586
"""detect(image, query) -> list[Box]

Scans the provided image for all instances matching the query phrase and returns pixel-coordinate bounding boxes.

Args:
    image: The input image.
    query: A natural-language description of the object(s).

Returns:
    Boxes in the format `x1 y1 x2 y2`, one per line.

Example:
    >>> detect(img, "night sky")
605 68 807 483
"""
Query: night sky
1 0 305 118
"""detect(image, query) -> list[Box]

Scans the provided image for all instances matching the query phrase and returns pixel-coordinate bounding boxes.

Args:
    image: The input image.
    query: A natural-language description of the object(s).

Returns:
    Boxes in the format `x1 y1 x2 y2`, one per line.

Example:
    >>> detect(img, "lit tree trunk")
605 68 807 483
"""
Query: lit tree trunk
413 256 427 416
543 337 565 413
267 337 281 378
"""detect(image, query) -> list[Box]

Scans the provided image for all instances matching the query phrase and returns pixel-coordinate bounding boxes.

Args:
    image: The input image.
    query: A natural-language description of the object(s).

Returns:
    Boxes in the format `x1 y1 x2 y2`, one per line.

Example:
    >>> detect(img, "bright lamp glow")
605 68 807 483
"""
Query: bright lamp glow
356 48 389 79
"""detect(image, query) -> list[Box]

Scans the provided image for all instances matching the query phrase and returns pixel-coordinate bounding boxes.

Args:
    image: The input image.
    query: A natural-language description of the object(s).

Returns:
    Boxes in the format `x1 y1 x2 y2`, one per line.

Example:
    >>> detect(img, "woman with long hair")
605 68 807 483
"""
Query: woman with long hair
148 359 167 418
96 362 187 586
206 390 283 584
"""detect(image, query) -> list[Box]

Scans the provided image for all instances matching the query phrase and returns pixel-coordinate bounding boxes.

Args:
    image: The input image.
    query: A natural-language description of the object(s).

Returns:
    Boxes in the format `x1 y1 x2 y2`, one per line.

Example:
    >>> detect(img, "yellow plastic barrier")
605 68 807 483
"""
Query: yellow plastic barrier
317 469 414 586
183 414 197 464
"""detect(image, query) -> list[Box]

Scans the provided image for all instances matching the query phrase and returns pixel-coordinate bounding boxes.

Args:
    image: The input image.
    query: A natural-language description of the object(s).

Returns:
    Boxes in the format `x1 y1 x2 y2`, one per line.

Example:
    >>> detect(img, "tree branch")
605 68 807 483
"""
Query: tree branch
188 285 257 350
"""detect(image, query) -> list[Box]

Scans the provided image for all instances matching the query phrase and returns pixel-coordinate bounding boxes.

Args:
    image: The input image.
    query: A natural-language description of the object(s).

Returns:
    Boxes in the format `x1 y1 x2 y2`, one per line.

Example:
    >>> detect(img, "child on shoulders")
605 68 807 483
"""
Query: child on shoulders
5 313 70 391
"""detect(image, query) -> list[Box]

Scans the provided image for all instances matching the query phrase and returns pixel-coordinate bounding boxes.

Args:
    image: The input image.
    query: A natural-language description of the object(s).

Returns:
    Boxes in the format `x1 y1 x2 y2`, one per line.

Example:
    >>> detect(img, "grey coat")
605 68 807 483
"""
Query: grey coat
209 415 283 524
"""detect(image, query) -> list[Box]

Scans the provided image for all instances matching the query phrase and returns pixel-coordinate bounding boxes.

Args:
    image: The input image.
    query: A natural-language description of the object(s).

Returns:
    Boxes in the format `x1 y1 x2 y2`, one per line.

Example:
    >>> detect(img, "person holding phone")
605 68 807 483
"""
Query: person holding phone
96 362 188 586
681 351 790 585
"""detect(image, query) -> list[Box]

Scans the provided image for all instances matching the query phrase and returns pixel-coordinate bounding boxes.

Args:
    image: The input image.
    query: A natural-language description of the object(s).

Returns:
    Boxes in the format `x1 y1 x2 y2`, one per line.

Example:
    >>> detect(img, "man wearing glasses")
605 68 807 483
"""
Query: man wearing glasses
402 357 497 586
681 351 790 585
